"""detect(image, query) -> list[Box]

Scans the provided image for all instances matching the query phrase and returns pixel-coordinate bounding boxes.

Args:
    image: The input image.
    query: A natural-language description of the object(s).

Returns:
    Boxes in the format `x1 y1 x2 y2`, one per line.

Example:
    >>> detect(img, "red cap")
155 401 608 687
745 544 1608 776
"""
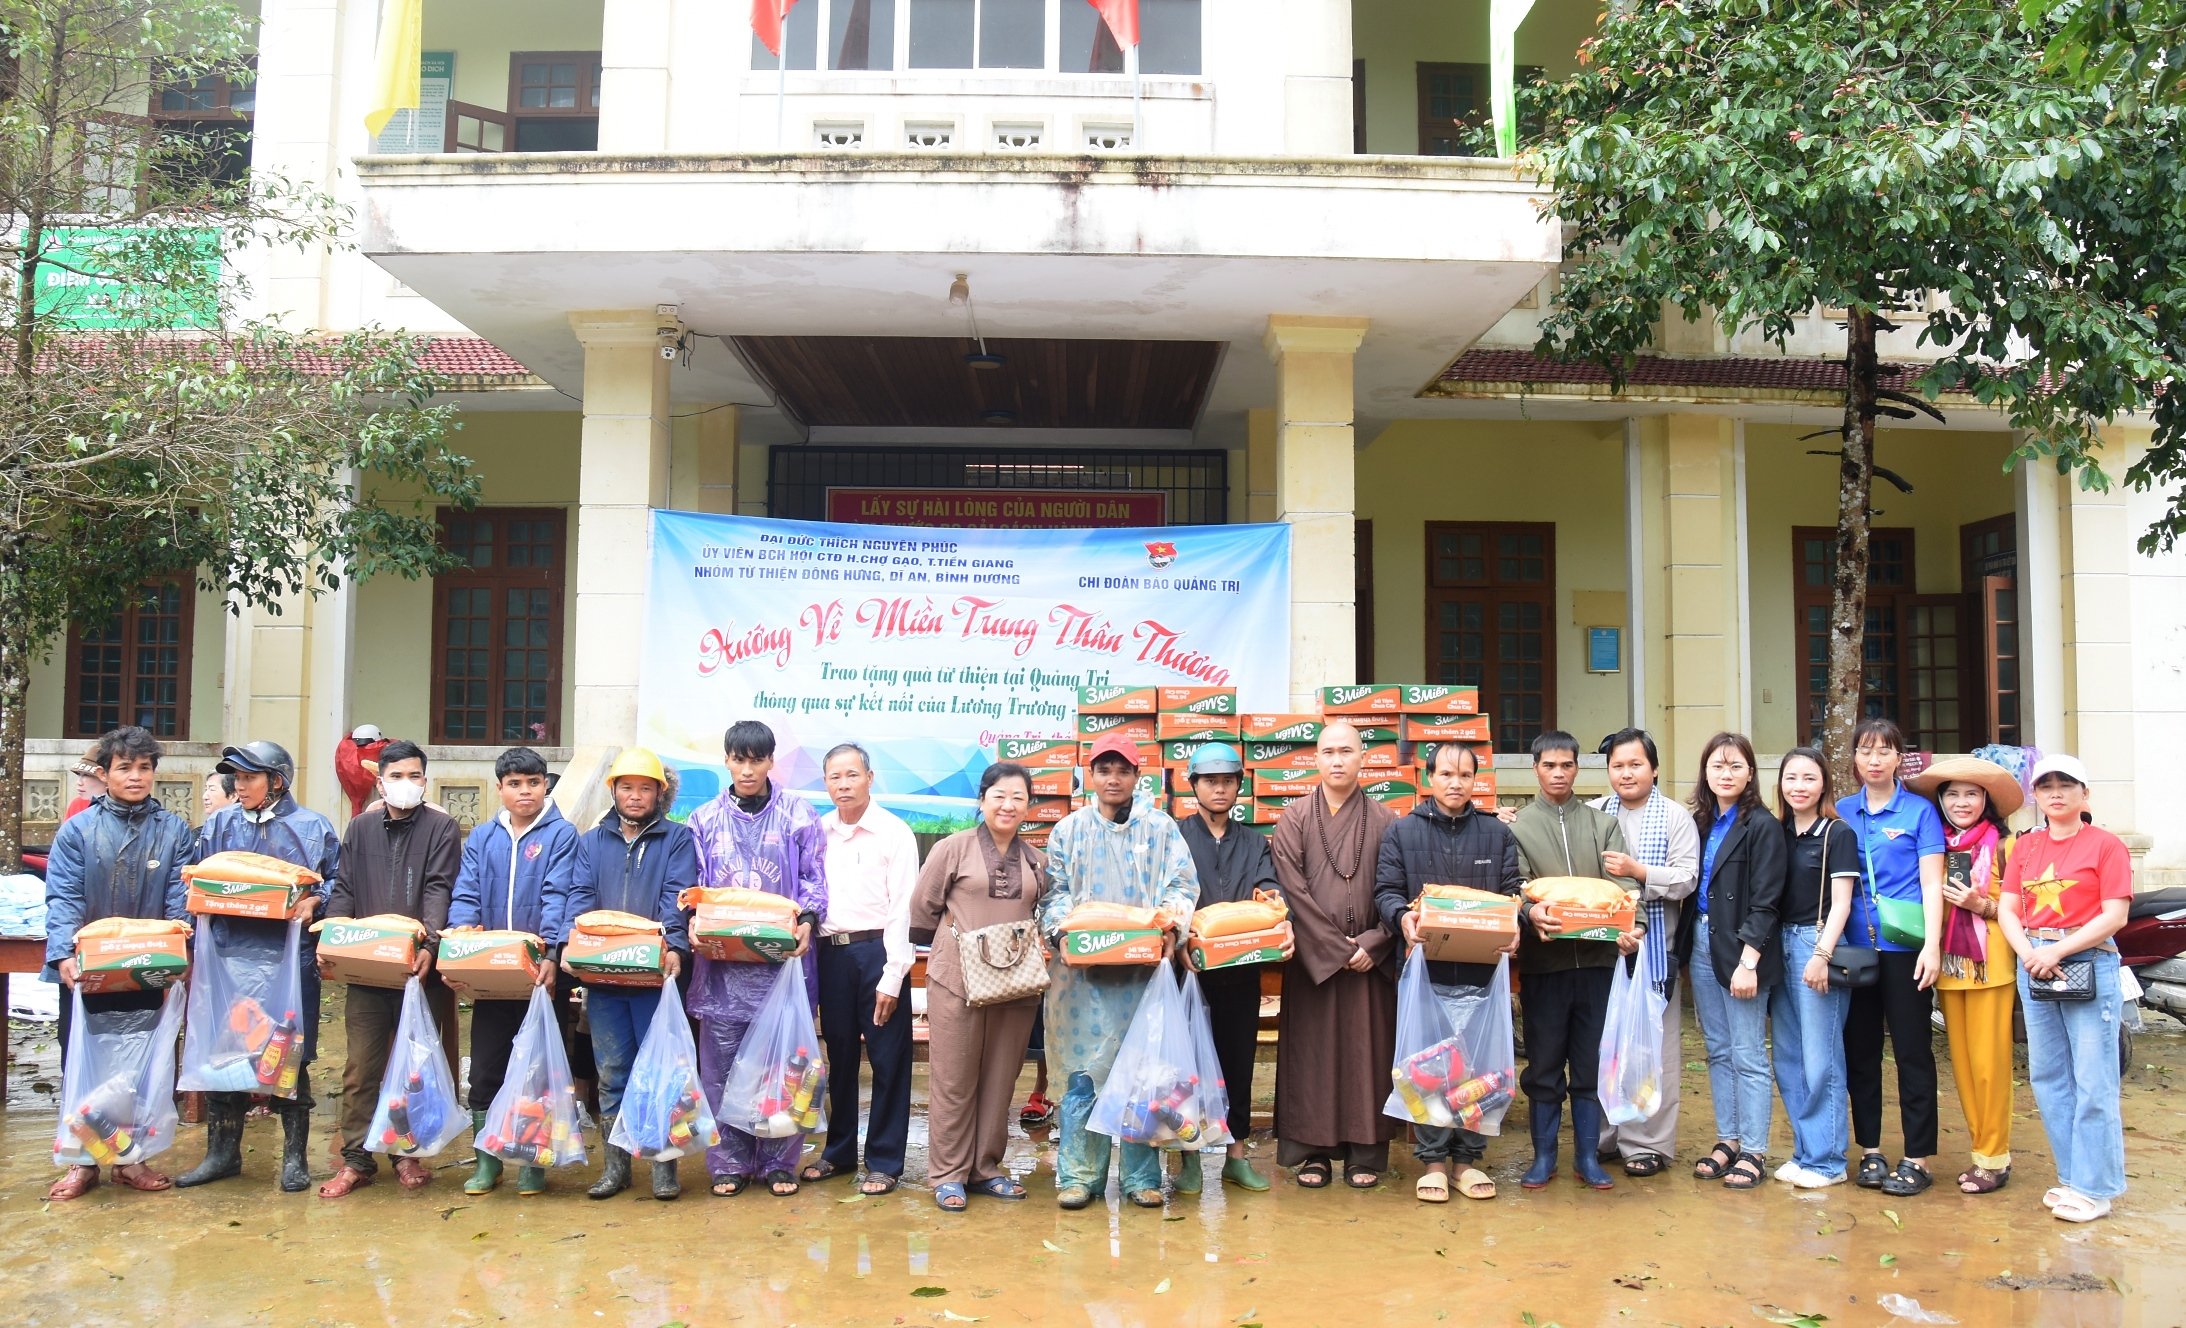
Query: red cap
1085 731 1144 770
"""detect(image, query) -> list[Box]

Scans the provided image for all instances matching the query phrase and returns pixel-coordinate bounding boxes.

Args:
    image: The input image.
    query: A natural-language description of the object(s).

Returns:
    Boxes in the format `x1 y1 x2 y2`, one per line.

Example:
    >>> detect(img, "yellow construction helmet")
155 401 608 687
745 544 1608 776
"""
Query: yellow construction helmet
603 748 667 789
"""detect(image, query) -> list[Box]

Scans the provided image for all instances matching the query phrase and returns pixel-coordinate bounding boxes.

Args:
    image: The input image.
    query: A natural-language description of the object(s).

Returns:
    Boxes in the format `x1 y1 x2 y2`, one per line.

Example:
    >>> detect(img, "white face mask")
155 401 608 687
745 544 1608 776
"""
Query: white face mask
381 778 426 811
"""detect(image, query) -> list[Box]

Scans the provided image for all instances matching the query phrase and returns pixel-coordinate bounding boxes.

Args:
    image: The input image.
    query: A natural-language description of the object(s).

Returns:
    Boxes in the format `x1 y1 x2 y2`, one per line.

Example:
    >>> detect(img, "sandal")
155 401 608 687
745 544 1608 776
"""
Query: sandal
1295 1158 1332 1189
1018 1093 1057 1127
2053 1192 2111 1223
799 1160 843 1183
970 1175 1026 1200
46 1165 99 1202
1878 1160 1933 1197
1456 1167 1497 1200
1722 1154 1764 1190
1623 1152 1668 1178
392 1157 434 1189
860 1172 901 1196
1958 1165 2010 1195
1693 1142 1737 1181
933 1181 968 1212
1344 1167 1381 1190
316 1164 374 1199
1415 1170 1451 1204
2042 1185 2071 1209
710 1174 748 1197
765 1169 800 1197
1855 1152 1890 1190
110 1163 174 1192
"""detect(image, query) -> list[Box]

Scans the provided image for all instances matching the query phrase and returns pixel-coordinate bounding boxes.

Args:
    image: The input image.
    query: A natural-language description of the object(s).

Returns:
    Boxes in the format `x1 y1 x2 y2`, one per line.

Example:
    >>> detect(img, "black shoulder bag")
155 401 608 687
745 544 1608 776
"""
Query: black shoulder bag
1825 821 1881 990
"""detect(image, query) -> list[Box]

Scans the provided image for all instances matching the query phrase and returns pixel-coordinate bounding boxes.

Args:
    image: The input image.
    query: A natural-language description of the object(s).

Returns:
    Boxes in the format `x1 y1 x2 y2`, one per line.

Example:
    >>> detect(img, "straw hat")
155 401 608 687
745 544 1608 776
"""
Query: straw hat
1905 755 2024 818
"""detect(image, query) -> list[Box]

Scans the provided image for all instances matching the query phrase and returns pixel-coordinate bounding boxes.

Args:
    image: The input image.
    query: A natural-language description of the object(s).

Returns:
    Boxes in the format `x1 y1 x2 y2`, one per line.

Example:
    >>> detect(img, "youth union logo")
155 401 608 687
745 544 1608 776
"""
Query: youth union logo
1145 540 1177 569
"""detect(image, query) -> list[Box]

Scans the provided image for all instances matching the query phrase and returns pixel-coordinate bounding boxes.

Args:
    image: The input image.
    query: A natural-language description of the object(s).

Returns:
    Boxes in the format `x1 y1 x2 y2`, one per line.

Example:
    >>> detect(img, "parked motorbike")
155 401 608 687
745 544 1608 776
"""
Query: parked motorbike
2117 888 2186 1067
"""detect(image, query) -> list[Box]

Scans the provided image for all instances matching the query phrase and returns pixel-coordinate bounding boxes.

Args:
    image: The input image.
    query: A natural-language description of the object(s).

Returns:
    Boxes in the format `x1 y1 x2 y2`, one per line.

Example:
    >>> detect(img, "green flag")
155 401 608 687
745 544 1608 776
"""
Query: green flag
1492 0 1537 158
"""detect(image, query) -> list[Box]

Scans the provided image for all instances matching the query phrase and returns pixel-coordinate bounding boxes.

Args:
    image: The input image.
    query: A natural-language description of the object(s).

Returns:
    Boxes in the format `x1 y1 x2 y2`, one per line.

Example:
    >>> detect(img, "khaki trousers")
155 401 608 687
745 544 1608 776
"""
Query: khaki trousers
924 985 1039 1186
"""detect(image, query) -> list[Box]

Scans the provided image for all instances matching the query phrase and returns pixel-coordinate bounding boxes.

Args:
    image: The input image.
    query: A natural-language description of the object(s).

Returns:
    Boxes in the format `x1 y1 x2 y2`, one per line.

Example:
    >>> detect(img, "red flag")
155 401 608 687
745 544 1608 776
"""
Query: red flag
752 0 799 57
1087 0 1138 47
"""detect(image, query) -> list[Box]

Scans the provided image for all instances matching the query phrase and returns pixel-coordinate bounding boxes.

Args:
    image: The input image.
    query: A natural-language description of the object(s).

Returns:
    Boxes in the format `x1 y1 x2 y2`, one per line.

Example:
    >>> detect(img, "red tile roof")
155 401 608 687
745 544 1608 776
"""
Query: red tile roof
1434 348 1923 395
418 336 531 379
38 333 535 386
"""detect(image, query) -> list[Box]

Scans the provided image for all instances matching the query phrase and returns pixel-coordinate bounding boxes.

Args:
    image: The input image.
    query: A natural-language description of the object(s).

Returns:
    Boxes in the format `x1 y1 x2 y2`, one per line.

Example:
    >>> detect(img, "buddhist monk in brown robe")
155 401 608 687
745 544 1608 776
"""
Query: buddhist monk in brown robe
1272 720 1400 1188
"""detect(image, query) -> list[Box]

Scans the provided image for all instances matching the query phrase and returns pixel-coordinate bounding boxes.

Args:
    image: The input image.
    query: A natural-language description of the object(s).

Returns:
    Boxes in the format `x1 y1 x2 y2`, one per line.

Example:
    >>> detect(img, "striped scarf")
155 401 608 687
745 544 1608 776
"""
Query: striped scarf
1596 788 1674 991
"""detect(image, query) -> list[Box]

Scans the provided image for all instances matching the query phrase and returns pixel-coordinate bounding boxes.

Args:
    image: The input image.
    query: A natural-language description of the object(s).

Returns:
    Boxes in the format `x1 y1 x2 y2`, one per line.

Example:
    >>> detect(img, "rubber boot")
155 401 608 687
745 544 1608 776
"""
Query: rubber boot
276 1100 314 1193
464 1110 503 1196
517 1165 548 1196
1519 1100 1561 1190
588 1120 632 1200
651 1159 682 1201
1570 1098 1616 1191
175 1094 245 1188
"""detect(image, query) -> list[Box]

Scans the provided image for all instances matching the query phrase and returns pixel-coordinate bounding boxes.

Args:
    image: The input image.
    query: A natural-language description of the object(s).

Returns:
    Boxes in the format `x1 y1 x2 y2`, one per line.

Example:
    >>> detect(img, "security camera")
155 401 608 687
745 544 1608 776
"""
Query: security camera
660 340 681 361
657 325 682 361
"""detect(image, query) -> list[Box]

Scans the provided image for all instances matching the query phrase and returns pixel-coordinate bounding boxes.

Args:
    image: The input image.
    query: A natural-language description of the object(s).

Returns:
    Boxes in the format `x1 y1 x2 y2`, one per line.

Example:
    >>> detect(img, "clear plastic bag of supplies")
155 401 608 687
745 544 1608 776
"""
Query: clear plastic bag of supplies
1598 956 1669 1126
611 982 720 1160
1180 969 1235 1149
1383 947 1517 1135
52 984 186 1168
178 916 308 1098
1088 965 1214 1149
366 976 466 1158
716 959 828 1140
478 984 590 1168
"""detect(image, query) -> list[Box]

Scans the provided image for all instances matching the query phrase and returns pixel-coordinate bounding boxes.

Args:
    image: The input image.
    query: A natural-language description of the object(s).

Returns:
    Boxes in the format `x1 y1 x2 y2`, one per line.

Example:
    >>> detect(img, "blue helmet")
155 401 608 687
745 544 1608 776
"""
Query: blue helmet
1185 742 1244 779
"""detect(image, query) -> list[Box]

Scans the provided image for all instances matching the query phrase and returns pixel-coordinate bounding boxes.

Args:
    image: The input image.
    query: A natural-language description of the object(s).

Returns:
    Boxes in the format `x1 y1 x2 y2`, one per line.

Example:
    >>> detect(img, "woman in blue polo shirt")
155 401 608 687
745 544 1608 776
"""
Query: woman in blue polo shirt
1835 718 1946 1197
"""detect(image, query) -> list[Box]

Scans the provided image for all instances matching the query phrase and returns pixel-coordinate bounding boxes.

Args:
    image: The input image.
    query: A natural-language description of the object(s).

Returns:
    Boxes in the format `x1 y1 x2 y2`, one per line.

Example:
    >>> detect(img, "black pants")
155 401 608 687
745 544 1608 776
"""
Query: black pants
1516 966 1612 1107
1844 949 1939 1157
817 937 913 1176
1198 967 1261 1145
57 987 166 1071
466 986 576 1112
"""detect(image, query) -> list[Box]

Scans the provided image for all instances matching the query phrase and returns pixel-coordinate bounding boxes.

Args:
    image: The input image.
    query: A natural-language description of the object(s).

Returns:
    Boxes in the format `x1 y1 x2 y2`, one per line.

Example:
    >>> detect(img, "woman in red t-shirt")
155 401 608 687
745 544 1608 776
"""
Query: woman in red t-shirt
1998 754 2132 1224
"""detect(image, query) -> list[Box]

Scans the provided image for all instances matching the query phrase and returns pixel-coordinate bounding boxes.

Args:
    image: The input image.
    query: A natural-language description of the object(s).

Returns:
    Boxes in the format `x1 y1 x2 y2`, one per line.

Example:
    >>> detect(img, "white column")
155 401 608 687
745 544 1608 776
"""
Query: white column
1265 314 1368 708
569 311 676 748
600 0 676 152
2016 455 2067 754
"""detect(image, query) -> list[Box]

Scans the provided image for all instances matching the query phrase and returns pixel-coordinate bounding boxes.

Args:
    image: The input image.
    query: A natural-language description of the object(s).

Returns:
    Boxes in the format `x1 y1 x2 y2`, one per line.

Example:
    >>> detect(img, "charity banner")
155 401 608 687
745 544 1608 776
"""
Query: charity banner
825 487 1167 528
637 511 1291 831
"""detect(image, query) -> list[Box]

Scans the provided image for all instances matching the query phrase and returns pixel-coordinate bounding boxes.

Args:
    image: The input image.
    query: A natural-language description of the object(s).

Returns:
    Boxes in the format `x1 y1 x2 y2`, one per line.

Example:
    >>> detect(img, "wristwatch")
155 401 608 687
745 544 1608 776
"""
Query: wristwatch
1737 956 1759 973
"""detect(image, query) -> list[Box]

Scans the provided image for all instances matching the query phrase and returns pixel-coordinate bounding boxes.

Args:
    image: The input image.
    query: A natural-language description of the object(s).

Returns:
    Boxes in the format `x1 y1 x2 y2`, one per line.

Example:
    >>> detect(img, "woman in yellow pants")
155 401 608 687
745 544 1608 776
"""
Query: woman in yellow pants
1907 757 2022 1194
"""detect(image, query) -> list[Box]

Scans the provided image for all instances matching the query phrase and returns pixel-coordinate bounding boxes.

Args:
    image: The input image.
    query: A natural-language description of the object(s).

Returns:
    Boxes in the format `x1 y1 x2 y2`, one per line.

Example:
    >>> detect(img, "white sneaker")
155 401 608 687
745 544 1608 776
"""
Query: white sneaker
1792 1167 1847 1189
1772 1159 1805 1183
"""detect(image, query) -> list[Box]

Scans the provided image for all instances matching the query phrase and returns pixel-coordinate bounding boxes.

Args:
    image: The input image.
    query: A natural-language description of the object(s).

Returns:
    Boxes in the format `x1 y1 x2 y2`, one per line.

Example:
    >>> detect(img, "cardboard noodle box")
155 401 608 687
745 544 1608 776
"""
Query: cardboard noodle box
437 930 546 999
996 738 1076 766
1318 685 1403 715
183 850 321 920
1359 777 1421 802
1404 714 1493 743
1022 796 1076 823
1024 767 1076 797
1358 743 1405 769
1524 877 1639 943
1156 712 1241 740
680 889 800 964
1156 686 1238 715
1351 727 1403 744
1077 771 1170 801
1242 742 1320 773
1254 774 1321 799
1076 685 1158 714
1076 740 1159 768
313 915 424 989
73 925 190 994
1076 712 1158 741
1061 927 1167 966
1189 922 1293 971
1240 714 1324 743
1415 887 1522 965
1416 742 1494 777
1398 685 1480 715
564 929 666 987
1242 796 1299 825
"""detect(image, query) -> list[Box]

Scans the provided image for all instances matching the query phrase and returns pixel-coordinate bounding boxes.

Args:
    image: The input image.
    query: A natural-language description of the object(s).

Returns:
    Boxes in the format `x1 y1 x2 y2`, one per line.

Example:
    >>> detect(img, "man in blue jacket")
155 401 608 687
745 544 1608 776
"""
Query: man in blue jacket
446 745 578 1196
42 725 197 1201
180 740 341 1193
563 747 696 1201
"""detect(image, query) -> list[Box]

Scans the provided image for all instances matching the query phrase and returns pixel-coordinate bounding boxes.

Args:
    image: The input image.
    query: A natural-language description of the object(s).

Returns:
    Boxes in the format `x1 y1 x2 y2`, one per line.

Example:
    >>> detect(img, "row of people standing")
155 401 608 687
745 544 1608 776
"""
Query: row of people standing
1674 718 2132 1223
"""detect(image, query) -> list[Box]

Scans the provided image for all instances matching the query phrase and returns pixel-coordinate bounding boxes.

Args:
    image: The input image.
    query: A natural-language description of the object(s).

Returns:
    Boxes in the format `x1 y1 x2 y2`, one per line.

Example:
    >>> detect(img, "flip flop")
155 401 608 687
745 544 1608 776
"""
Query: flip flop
1456 1167 1497 1200
1414 1171 1451 1204
971 1176 1027 1200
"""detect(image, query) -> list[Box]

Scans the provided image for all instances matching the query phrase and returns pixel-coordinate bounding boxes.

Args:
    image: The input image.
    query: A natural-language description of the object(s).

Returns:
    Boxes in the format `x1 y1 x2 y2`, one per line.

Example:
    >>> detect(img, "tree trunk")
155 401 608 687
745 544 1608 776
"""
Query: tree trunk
0 551 26 875
1822 308 1881 790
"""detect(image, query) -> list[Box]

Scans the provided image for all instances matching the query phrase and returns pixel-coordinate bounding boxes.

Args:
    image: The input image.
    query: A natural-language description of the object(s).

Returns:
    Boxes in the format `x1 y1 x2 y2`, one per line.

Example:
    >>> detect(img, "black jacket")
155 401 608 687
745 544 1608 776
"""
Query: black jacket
1685 806 1789 988
1373 799 1522 988
328 805 461 940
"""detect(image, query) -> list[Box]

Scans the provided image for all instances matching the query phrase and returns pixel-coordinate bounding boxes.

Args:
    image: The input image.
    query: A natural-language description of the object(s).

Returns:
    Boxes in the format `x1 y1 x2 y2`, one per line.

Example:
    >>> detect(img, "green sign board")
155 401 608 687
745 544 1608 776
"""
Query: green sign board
32 226 221 330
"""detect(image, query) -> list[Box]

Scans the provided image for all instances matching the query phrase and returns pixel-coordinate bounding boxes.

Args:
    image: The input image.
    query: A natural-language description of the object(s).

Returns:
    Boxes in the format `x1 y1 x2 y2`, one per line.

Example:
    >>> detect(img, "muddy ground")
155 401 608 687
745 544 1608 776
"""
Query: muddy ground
4 988 2181 1326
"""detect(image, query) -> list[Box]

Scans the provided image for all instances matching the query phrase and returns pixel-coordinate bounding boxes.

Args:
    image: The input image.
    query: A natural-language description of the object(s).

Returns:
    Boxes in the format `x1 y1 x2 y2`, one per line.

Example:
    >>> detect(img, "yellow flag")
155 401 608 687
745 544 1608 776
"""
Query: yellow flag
364 0 424 138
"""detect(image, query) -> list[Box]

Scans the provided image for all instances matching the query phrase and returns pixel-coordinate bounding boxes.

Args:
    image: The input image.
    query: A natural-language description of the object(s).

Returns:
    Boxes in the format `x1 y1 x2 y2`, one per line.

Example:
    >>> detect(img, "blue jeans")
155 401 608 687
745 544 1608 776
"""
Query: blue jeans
1688 915 1774 1155
1058 1070 1163 1195
2019 949 2126 1200
1770 925 1851 1178
586 985 663 1119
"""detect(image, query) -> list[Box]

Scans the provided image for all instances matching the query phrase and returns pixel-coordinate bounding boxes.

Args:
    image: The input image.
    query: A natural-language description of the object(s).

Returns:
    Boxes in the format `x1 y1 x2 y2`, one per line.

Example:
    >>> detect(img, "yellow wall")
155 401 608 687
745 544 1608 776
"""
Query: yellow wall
24 587 227 745
1351 0 1598 155
423 0 605 112
1743 424 2019 754
351 410 583 743
1356 417 1632 748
